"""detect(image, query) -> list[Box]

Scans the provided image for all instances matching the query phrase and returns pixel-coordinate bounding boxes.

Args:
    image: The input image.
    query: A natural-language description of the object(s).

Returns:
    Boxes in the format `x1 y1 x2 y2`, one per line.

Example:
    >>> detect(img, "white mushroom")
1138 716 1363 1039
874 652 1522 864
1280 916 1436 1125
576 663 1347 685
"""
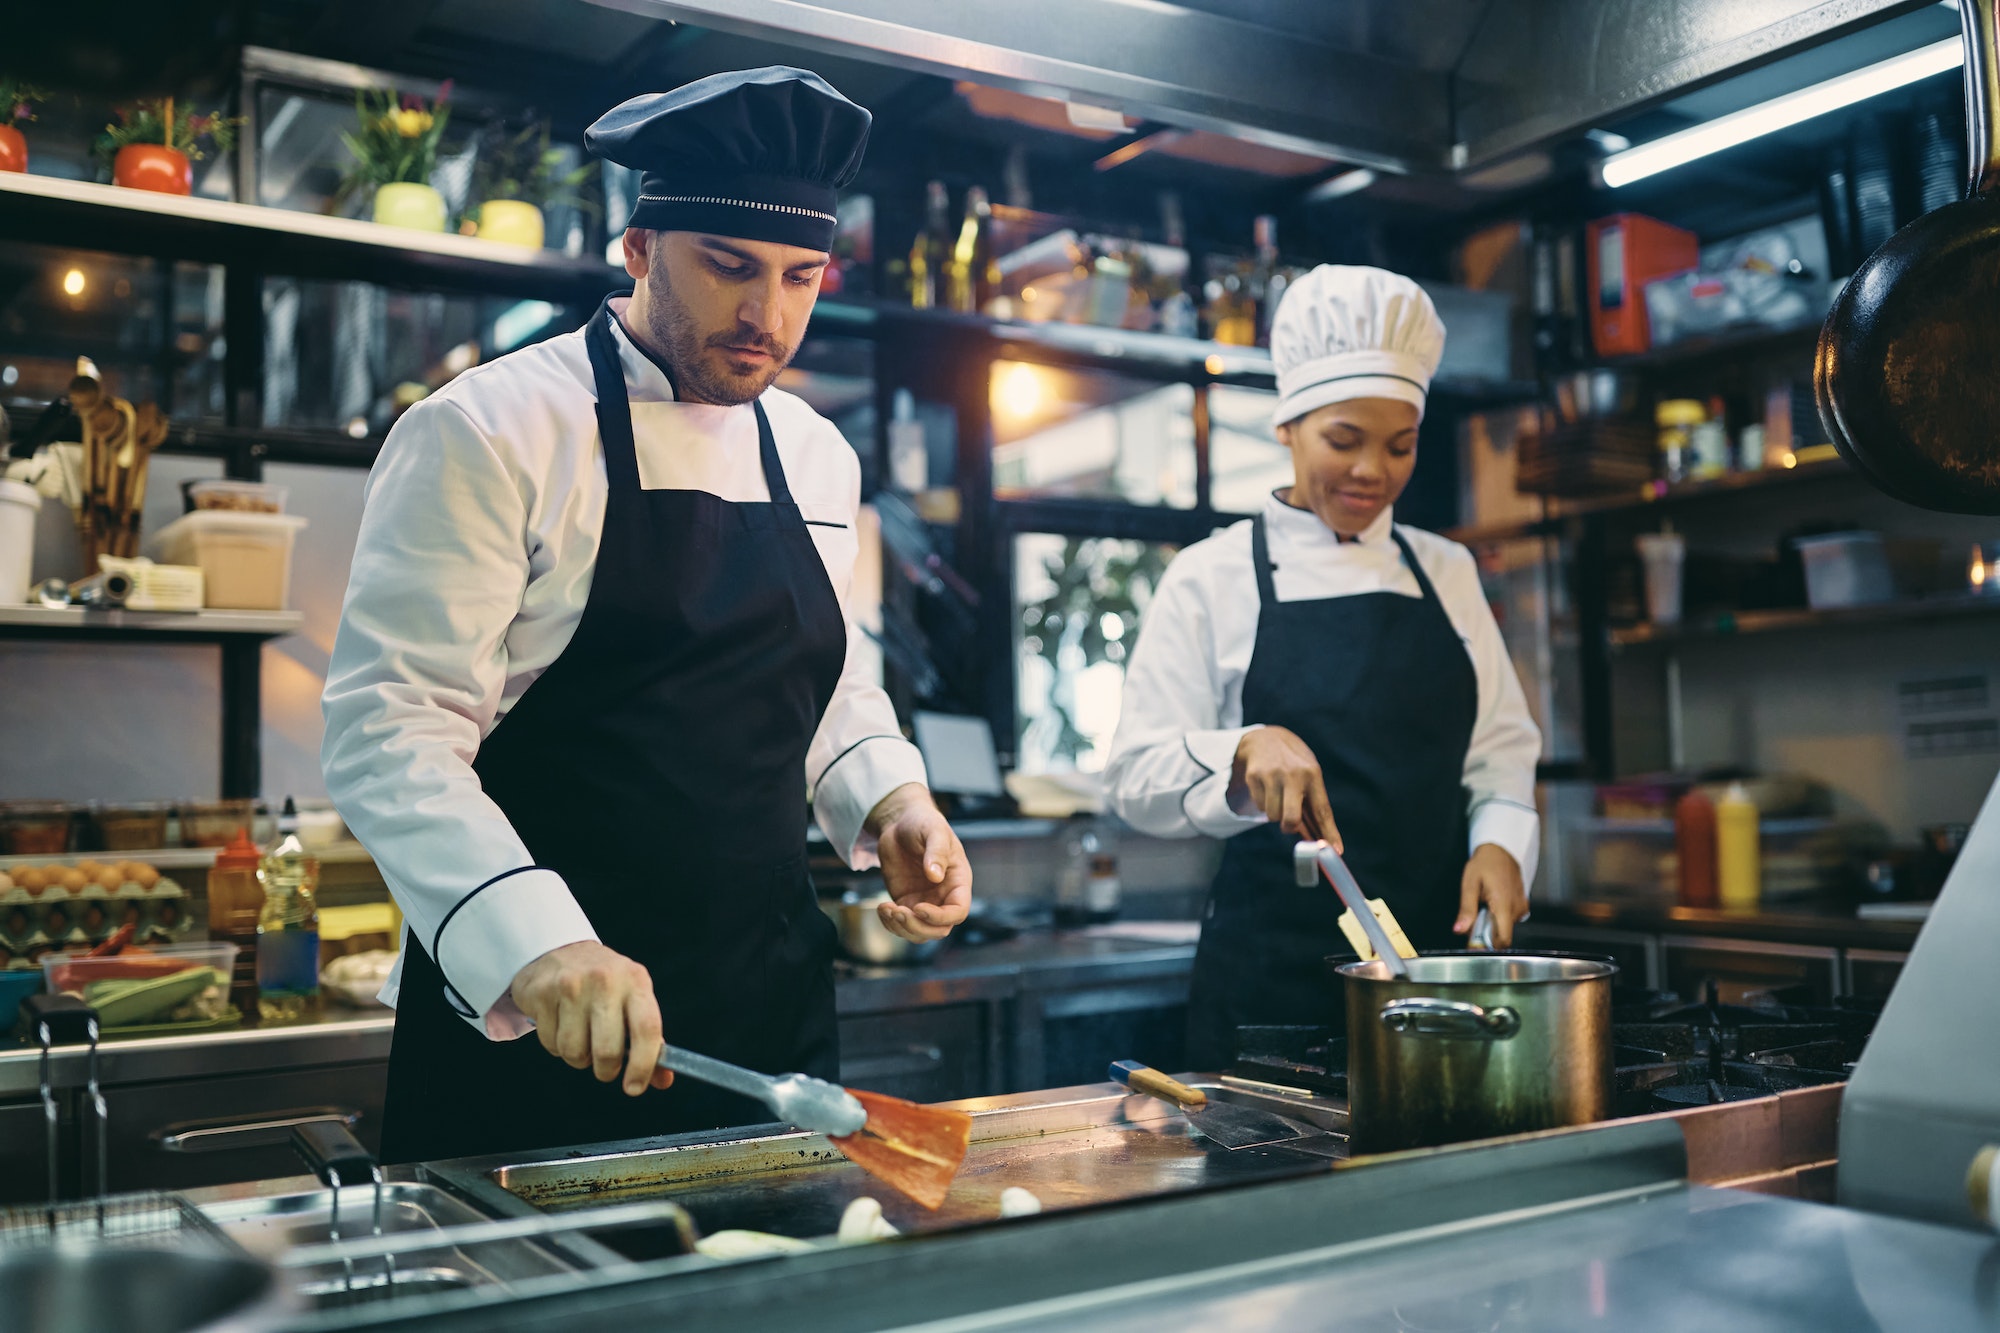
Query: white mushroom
999 1187 1044 1218
838 1196 901 1242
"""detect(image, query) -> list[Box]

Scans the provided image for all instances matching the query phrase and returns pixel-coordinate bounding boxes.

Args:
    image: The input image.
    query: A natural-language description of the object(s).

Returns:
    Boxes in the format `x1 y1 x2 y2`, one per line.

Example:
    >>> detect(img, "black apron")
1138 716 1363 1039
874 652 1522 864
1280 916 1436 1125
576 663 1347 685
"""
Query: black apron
1185 514 1479 1069
380 296 848 1164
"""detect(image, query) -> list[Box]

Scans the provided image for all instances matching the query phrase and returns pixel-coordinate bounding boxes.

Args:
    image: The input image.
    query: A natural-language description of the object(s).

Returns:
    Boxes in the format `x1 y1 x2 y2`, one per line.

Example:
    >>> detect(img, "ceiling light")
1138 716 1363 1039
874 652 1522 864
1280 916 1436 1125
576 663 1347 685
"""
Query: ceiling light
1304 168 1377 203
61 269 86 297
1602 35 1961 187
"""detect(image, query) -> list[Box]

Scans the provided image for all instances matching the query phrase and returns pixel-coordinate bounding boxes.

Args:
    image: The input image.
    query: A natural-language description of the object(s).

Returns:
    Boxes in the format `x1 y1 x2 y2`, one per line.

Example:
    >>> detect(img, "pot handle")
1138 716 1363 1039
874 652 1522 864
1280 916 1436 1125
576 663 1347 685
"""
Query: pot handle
1379 998 1520 1039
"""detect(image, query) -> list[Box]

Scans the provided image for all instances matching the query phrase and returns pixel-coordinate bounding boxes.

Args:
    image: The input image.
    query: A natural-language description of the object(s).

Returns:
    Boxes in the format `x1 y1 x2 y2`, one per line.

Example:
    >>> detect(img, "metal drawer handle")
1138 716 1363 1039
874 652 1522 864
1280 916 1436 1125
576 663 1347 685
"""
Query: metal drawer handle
153 1109 360 1154
1379 998 1520 1039
841 1045 945 1080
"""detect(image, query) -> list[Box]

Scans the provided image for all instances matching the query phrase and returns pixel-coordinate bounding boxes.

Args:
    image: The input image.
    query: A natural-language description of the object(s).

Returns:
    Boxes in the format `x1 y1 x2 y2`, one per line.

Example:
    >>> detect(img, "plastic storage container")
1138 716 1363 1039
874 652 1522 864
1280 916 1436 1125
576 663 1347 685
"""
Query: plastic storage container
41 941 238 1029
1 802 75 855
95 802 171 850
180 799 255 848
186 479 287 514
1794 532 1894 609
149 511 307 610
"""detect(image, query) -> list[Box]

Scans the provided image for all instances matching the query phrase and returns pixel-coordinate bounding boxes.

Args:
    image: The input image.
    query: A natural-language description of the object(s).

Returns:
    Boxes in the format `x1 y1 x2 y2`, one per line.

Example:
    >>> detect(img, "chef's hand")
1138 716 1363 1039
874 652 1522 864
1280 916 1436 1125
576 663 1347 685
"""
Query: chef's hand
510 942 676 1097
867 783 971 943
1233 726 1342 849
1457 844 1527 947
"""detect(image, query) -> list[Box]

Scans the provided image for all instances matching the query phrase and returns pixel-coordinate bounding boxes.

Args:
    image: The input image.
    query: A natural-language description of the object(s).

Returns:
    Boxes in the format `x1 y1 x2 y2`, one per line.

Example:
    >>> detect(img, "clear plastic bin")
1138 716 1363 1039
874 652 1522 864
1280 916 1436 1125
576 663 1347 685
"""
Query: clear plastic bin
149 511 308 610
1793 532 1894 609
41 941 237 1028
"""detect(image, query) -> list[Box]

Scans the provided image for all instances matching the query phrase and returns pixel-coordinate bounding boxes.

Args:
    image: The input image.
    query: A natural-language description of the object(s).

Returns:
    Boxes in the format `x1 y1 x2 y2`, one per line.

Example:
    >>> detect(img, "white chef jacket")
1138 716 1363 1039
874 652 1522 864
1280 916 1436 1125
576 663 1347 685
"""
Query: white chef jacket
322 300 928 1039
1103 492 1542 881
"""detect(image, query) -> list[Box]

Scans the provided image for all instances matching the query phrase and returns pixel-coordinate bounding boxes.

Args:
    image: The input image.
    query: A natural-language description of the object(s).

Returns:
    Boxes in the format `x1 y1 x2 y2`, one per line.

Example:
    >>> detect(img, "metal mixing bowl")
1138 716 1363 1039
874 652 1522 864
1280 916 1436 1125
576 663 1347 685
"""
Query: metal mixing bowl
820 888 945 966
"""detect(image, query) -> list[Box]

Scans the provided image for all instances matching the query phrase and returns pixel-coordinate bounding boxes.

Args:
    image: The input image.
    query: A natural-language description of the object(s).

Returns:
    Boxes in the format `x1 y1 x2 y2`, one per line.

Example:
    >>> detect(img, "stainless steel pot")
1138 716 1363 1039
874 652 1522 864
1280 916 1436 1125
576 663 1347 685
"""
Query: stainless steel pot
820 889 945 966
0 1247 288 1333
1337 951 1616 1154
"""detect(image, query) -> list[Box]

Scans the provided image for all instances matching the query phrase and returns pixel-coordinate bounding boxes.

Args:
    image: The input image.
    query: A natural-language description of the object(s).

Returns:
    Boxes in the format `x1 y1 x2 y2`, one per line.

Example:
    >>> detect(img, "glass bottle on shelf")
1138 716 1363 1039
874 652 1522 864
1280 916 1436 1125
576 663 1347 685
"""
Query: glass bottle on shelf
909 180 952 310
1054 817 1122 927
256 797 322 1025
947 185 999 314
1207 270 1257 347
1250 214 1287 344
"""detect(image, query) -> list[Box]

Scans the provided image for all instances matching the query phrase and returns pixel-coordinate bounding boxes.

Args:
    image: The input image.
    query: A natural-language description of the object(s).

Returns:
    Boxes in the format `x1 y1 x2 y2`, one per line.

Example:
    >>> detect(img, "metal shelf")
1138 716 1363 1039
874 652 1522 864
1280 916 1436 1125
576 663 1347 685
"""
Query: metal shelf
1610 593 2000 649
1449 456 1857 546
0 171 619 303
0 605 303 640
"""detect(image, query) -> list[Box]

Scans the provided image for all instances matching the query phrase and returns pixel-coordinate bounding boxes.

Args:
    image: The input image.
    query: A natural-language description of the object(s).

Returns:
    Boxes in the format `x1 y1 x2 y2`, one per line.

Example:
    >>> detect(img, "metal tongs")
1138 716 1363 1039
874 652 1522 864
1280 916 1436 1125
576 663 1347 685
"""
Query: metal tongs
1292 839 1498 970
1294 840 1411 978
657 1043 867 1137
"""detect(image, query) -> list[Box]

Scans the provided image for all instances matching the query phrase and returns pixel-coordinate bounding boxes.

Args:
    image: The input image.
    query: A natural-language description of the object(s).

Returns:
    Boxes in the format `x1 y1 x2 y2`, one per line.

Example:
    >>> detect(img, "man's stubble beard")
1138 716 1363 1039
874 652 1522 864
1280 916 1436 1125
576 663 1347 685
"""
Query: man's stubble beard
638 264 796 407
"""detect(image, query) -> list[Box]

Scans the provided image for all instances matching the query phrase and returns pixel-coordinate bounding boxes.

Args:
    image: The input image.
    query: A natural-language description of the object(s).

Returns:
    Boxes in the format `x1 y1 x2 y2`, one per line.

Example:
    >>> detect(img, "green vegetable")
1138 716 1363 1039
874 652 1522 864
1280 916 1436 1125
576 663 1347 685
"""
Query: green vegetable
83 967 221 1027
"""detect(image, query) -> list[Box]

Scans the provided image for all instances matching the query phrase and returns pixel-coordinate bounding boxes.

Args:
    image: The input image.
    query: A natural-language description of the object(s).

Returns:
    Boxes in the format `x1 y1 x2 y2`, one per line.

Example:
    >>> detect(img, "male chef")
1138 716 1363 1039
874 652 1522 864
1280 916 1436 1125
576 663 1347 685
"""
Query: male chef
322 67 970 1163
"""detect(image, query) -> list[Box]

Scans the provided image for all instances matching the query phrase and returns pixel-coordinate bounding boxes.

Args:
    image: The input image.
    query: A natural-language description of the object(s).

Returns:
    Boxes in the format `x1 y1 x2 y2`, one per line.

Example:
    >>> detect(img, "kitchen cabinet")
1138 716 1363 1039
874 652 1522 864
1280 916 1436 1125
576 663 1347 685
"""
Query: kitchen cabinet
1660 935 1839 1007
1843 948 1908 1000
103 1062 386 1193
1513 922 1662 990
839 1003 993 1103
1014 977 1191 1091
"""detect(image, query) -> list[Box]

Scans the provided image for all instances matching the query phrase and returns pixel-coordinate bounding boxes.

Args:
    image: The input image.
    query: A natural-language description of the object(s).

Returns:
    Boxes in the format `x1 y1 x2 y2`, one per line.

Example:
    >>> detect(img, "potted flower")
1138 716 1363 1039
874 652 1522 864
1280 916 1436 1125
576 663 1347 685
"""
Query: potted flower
0 78 50 174
462 119 598 250
95 99 242 195
342 84 452 232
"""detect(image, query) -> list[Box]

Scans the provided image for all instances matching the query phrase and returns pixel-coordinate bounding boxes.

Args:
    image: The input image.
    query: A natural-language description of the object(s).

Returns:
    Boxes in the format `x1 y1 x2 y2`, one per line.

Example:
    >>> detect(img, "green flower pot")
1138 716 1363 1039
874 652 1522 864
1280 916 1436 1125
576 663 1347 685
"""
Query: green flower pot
372 182 446 232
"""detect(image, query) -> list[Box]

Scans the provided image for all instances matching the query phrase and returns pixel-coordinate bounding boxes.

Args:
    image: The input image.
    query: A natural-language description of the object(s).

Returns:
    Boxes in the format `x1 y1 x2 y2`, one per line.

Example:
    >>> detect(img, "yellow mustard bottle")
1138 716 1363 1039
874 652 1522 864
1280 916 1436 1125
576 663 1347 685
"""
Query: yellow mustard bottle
1716 782 1761 911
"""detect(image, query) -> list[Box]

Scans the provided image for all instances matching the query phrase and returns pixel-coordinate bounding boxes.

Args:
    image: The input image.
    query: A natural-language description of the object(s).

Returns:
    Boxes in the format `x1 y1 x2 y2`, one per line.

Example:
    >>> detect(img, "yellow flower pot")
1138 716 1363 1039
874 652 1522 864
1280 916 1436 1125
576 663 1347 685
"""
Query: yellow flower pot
372 182 447 232
476 199 545 249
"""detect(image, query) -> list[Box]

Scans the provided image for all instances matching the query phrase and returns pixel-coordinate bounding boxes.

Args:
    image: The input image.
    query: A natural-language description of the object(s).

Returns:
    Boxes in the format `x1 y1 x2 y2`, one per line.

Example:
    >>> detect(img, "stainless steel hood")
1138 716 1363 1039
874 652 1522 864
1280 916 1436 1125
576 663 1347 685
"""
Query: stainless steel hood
580 0 1930 173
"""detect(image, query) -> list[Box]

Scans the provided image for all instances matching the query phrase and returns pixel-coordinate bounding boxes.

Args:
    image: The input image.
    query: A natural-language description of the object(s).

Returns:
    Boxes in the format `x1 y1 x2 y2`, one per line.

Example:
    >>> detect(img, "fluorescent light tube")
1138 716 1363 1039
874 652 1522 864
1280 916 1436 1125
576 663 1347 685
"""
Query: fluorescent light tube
1601 35 1962 187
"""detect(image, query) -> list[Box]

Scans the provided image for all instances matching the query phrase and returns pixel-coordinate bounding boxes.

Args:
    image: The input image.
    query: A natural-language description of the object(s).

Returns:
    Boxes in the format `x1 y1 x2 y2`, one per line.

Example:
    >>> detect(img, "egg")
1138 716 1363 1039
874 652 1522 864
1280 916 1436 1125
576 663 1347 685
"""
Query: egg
0 872 13 893
128 864 160 889
12 867 45 892
57 869 88 892
75 859 103 876
95 866 124 891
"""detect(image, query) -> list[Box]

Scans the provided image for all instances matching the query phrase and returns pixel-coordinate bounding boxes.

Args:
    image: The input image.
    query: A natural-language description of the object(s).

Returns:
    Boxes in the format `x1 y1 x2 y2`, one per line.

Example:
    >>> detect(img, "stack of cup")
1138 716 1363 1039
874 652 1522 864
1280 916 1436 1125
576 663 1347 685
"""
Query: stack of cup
1635 531 1686 626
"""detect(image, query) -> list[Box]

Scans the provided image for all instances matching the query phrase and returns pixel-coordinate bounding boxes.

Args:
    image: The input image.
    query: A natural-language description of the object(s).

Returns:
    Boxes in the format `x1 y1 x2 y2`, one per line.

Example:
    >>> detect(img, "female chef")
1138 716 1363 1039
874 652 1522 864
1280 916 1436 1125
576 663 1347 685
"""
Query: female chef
1104 266 1543 1066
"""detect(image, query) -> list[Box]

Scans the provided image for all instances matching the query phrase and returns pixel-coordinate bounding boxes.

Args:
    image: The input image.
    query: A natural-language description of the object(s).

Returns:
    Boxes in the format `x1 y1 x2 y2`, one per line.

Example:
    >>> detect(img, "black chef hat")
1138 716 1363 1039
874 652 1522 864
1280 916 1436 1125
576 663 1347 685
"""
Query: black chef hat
586 66 871 252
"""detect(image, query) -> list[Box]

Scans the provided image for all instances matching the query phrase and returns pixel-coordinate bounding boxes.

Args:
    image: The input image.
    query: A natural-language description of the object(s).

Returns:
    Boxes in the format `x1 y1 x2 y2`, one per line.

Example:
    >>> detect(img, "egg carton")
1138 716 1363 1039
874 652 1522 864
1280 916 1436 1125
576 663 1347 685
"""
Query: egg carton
0 876 191 963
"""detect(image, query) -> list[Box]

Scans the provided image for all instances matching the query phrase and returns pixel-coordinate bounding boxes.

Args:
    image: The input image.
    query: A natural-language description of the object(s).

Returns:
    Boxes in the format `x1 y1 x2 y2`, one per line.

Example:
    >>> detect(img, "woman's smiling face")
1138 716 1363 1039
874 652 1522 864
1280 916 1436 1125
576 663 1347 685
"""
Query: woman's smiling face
1277 397 1421 537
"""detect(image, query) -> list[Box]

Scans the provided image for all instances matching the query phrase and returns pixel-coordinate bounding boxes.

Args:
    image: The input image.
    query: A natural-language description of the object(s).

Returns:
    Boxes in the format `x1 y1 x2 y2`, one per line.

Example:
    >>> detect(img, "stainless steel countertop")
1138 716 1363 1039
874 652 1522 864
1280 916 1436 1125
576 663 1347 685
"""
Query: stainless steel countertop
0 929 1195 1097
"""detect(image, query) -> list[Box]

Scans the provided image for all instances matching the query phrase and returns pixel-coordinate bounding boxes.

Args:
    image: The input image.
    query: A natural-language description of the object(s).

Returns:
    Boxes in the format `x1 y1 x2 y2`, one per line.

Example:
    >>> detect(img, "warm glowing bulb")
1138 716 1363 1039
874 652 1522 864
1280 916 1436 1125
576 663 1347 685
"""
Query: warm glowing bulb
997 362 1044 420
1781 451 1797 469
62 269 86 296
1204 354 1225 375
1974 548 1988 589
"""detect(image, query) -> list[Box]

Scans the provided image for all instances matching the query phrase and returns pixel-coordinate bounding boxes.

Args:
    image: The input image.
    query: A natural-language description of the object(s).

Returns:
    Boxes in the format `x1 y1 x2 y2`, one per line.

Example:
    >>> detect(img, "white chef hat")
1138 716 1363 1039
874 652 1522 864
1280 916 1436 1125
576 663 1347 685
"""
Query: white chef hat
1269 265 1446 428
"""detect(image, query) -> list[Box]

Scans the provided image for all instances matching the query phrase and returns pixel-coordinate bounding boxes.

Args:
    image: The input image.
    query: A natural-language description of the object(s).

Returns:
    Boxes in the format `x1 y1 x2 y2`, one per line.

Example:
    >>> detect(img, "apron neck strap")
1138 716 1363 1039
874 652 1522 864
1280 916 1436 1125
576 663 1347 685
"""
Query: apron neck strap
586 296 643 492
1388 528 1444 605
1249 514 1279 607
586 294 793 505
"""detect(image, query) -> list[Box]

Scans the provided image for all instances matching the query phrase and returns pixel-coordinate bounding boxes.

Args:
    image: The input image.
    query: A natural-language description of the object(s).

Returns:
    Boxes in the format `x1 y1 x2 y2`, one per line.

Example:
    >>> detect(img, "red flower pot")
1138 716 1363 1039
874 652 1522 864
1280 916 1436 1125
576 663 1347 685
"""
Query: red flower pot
0 126 26 174
113 143 192 195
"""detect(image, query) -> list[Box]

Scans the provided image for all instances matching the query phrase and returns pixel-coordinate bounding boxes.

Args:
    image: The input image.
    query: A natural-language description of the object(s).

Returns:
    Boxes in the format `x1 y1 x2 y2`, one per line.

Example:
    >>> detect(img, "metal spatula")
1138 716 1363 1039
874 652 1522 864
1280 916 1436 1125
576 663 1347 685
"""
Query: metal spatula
1109 1061 1316 1150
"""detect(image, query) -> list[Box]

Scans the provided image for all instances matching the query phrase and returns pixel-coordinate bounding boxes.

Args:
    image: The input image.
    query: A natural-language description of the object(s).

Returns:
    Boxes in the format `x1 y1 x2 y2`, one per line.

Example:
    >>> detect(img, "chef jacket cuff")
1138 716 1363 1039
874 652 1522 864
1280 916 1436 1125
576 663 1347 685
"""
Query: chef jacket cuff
1182 726 1267 838
1469 799 1540 896
430 868 600 1040
814 735 930 869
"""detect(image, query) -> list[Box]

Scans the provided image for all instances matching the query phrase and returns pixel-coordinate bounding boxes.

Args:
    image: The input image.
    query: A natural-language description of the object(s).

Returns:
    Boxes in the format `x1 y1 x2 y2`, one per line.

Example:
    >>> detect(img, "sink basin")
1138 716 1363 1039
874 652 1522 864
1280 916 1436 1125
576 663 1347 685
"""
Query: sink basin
198 1182 581 1310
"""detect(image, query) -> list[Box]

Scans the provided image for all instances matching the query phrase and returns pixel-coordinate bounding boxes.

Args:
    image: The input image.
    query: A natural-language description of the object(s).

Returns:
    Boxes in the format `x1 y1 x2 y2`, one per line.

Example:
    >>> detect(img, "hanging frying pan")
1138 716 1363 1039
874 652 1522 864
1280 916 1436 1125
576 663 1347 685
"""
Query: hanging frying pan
1815 0 2000 514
